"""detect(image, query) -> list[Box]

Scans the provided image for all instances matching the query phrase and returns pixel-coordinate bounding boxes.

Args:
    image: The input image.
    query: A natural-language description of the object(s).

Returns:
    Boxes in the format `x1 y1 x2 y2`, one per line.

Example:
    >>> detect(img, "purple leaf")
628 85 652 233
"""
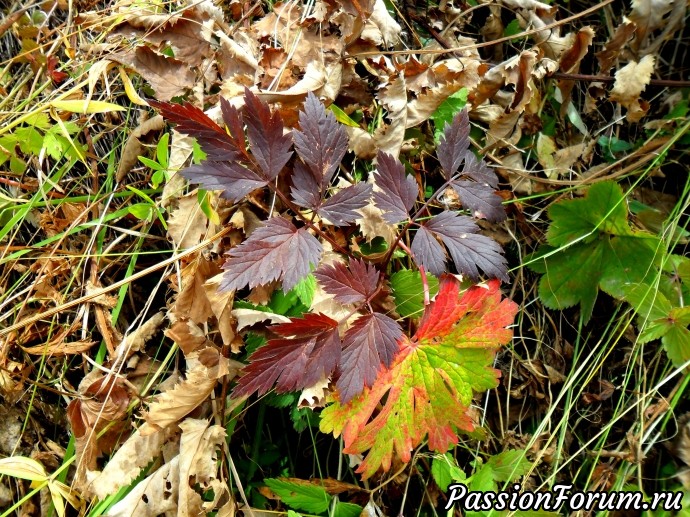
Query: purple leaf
424 212 508 281
437 110 470 179
461 151 498 188
373 151 418 224
220 217 322 292
293 92 349 186
182 161 267 203
219 96 247 158
451 180 506 222
290 161 321 210
314 258 380 304
318 182 372 226
411 225 447 277
233 314 340 398
243 88 293 180
149 99 238 161
336 313 402 403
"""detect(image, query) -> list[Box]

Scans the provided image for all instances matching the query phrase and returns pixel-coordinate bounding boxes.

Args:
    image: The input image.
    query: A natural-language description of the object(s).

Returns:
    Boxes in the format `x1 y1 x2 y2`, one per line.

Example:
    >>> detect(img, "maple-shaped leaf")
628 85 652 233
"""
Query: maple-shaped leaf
314 258 380 304
243 88 293 180
373 151 418 224
528 181 661 323
437 110 470 179
413 212 508 281
318 183 372 226
293 92 349 186
233 313 340 398
220 217 322 292
337 313 402 404
320 277 518 478
148 99 239 160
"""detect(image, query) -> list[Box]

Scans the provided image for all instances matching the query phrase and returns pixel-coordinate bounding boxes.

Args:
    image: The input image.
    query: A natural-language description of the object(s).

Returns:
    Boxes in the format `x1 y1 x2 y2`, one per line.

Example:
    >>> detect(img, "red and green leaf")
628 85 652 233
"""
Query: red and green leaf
320 277 517 478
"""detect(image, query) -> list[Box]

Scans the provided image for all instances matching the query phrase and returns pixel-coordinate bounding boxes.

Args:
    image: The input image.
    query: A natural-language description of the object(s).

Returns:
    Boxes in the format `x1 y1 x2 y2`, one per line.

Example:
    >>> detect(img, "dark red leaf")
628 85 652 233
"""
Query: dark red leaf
422 212 508 281
149 99 238 160
373 151 418 224
243 88 293 180
450 180 506 222
318 183 372 226
233 313 340 398
182 161 267 203
220 217 322 292
437 110 470 179
290 161 321 210
314 258 380 304
219 96 248 158
293 92 349 186
411 225 447 277
461 151 498 188
336 313 403 403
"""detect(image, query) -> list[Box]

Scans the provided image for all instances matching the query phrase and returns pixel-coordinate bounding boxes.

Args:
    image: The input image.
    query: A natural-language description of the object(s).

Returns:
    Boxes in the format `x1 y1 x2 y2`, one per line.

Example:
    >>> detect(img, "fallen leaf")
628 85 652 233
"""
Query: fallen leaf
609 55 655 121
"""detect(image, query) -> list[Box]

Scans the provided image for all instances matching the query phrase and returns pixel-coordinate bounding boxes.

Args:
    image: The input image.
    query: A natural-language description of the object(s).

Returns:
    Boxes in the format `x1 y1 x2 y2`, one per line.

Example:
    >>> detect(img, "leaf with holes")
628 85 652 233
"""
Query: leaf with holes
220 217 322 292
314 259 380 305
337 313 402 404
233 313 340 398
320 277 517 478
413 212 508 281
373 151 418 224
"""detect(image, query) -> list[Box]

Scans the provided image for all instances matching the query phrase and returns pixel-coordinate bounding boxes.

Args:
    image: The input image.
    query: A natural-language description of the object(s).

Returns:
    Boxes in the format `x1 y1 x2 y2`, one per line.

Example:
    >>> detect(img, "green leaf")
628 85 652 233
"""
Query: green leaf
333 502 364 517
431 88 469 141
663 320 690 366
321 279 517 478
138 156 165 171
156 132 170 168
484 449 531 482
528 181 662 323
432 453 466 491
329 104 361 128
127 203 153 220
293 274 316 307
503 19 522 38
263 478 331 513
390 269 440 318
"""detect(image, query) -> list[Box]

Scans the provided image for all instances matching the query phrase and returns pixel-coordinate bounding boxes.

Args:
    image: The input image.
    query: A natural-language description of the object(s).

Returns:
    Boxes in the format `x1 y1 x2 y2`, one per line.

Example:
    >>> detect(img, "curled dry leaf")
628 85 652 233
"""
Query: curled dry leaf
609 55 655 121
167 193 212 250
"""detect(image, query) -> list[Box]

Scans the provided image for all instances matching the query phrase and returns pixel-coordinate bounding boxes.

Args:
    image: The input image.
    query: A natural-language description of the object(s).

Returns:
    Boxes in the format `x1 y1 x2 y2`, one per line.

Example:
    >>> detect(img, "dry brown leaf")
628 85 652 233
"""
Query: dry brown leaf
142 348 241 434
595 21 636 73
362 0 401 47
202 273 237 348
232 309 291 331
373 74 407 156
116 115 165 182
627 0 682 53
21 340 95 356
173 258 222 325
355 202 396 244
609 55 655 121
557 27 594 112
165 319 209 356
536 133 587 178
118 312 166 358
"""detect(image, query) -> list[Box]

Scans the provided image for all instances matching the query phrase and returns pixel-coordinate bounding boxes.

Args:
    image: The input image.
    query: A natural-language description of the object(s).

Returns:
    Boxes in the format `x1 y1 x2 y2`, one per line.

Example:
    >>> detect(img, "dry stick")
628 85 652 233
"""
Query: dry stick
349 0 616 58
0 226 233 338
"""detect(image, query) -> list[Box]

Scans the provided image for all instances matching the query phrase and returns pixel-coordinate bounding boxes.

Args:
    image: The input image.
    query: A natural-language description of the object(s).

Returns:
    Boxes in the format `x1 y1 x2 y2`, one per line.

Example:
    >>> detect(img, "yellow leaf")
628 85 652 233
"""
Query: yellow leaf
0 456 48 482
51 100 127 113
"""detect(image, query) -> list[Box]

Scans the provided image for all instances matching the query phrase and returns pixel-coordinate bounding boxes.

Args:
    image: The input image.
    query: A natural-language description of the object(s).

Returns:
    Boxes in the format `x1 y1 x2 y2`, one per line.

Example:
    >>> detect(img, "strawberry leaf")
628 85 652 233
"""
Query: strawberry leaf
415 212 508 281
320 277 518 478
233 313 340 398
220 217 322 292
314 258 380 304
373 151 418 224
243 88 293 180
337 313 403 404
293 92 349 186
148 99 238 160
318 182 372 225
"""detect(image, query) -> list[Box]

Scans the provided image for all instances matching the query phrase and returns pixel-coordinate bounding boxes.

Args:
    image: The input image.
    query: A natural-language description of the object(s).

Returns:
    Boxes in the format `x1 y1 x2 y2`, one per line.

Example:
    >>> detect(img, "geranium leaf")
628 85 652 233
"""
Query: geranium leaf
417 212 508 281
337 313 403 404
293 92 349 187
437 110 470 179
320 277 518 478
147 99 237 160
233 313 340 398
318 183 372 226
373 151 418 224
243 88 293 180
220 217 322 292
314 258 380 304
390 269 440 318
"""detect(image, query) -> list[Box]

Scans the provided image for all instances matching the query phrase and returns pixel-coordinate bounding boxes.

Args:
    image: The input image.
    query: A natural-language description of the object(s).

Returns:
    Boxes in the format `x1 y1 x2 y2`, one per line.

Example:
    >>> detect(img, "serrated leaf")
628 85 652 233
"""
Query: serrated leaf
243 88 293 180
450 180 505 222
314 258 380 304
149 99 238 160
437 110 470 179
321 277 518 477
431 88 469 140
291 161 321 210
182 161 267 203
264 478 331 513
529 181 662 324
484 449 532 482
410 225 447 277
293 274 317 307
431 453 466 491
221 217 322 292
390 269 440 318
294 92 349 186
333 502 364 517
372 151 418 224
219 96 247 158
337 313 403 403
318 182 372 226
233 313 340 398
416 212 508 281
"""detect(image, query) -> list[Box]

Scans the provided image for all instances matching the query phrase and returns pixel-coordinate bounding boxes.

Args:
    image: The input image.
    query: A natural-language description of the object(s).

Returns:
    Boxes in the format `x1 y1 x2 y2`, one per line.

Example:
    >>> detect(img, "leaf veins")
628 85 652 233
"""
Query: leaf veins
220 217 322 292
314 258 380 304
233 313 340 398
373 151 418 224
